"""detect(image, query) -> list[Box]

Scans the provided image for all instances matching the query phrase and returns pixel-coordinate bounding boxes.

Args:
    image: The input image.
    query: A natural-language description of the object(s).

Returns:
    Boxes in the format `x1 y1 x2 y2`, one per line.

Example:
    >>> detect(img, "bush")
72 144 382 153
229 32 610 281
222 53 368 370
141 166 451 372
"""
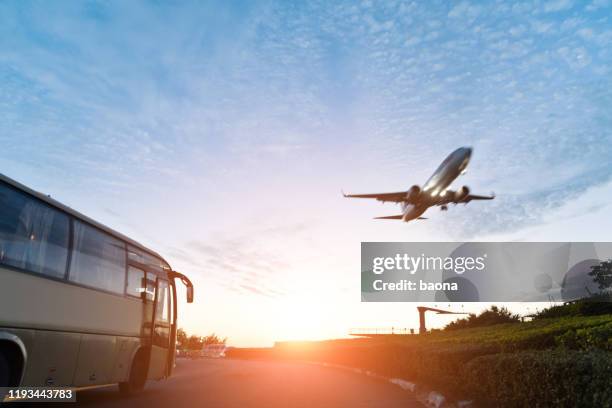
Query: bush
555 321 612 351
534 294 612 319
422 315 612 352
404 343 500 397
462 350 612 408
444 306 520 331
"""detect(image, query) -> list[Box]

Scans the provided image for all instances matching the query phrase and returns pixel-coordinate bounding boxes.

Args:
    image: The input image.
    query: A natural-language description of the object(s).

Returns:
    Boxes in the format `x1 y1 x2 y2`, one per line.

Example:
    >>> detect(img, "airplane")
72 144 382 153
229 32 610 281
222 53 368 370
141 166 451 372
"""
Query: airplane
343 146 495 222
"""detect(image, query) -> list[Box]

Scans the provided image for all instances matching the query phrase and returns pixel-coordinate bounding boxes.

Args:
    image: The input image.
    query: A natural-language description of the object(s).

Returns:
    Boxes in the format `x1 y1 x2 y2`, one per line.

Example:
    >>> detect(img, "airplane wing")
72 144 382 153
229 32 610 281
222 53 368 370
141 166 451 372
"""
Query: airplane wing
342 191 407 203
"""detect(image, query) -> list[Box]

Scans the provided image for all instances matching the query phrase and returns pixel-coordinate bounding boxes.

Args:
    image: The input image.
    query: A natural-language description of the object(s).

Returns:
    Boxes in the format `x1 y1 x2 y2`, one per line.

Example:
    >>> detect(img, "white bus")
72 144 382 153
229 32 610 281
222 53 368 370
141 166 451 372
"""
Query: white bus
0 174 193 394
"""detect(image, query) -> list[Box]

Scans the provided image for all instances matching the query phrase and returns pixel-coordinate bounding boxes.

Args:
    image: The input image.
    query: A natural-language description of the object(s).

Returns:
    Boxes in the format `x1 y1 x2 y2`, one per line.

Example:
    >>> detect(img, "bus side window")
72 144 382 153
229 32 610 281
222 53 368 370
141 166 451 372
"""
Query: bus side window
145 276 156 302
126 266 145 298
169 282 175 324
0 182 70 279
69 221 126 294
156 280 170 323
153 279 170 347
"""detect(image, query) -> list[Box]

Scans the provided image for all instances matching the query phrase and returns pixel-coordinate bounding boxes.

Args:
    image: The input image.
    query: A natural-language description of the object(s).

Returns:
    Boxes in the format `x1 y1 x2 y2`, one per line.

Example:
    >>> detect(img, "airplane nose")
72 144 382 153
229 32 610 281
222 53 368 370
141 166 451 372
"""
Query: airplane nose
464 147 472 157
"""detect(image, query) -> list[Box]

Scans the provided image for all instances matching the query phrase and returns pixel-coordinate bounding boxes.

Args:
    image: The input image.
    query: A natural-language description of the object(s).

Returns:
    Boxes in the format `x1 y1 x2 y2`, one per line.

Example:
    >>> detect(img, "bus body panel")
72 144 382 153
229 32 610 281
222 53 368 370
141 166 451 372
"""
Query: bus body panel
148 345 168 380
0 267 144 387
0 327 142 387
111 337 140 384
27 330 80 386
0 267 142 336
73 334 117 386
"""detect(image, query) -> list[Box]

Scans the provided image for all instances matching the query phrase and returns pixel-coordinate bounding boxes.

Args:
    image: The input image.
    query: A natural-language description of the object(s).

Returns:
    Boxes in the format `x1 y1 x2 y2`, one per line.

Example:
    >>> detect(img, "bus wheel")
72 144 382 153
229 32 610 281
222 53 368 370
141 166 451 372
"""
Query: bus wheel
0 353 9 387
119 350 148 395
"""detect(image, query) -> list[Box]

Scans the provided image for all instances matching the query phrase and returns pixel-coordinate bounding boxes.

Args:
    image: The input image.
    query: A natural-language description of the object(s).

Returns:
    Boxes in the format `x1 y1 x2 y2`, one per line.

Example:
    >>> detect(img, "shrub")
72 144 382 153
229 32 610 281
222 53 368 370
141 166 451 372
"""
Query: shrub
404 343 500 397
534 294 612 319
462 350 612 408
589 259 612 290
445 306 520 331
555 321 612 351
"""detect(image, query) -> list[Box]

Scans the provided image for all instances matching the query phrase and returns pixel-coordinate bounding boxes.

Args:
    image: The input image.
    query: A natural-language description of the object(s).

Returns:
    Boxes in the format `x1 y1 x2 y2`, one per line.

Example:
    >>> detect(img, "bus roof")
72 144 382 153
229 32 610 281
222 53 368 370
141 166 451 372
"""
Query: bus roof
0 173 171 268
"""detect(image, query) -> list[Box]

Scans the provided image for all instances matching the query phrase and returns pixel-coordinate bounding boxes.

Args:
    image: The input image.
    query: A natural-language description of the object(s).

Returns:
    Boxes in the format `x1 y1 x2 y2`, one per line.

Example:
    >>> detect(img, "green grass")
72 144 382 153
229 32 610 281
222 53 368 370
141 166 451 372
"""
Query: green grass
316 314 612 352
398 314 612 349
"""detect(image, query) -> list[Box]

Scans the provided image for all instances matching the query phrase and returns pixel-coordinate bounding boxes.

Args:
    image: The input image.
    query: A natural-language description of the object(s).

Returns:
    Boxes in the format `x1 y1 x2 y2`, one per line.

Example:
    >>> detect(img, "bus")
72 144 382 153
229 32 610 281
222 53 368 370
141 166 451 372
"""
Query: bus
0 173 194 394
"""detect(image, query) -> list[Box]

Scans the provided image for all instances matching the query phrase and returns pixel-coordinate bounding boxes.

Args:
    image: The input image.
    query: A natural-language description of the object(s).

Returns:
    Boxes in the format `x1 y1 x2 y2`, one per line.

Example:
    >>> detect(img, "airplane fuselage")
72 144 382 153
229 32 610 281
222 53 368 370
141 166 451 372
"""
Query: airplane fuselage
402 147 472 221
422 146 471 196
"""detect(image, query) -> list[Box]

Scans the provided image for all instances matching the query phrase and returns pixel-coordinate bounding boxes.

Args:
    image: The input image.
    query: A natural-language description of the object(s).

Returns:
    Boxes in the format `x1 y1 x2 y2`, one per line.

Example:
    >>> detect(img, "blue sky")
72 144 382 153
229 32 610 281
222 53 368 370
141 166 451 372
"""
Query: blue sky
1 0 611 345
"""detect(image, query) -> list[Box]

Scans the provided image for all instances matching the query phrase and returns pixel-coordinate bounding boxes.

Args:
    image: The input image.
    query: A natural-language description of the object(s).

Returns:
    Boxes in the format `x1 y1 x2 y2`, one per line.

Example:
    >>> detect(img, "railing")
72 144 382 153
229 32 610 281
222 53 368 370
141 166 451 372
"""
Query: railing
349 327 415 336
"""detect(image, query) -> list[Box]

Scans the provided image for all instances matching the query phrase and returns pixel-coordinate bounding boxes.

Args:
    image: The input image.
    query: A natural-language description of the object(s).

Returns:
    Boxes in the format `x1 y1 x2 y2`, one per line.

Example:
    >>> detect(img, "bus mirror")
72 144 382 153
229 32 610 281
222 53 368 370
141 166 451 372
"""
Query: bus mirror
169 270 194 303
186 286 194 303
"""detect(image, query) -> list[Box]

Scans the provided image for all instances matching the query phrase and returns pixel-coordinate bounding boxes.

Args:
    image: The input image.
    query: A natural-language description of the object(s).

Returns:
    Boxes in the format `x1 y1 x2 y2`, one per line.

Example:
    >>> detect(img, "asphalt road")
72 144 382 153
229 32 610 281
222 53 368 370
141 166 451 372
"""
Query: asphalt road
70 358 422 408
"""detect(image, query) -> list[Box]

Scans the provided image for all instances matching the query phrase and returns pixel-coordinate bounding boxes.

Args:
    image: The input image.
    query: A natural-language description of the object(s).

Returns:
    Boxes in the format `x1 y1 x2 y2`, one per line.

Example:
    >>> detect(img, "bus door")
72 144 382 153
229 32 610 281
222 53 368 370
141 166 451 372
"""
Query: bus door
148 277 171 379
167 281 177 376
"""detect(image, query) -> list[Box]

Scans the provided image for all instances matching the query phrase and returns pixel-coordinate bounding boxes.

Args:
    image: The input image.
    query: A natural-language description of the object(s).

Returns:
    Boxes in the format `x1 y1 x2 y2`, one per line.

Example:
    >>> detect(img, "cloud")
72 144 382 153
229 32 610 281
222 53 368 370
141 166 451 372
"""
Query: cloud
543 0 575 13
586 0 611 11
0 0 610 244
448 1 483 20
175 221 318 298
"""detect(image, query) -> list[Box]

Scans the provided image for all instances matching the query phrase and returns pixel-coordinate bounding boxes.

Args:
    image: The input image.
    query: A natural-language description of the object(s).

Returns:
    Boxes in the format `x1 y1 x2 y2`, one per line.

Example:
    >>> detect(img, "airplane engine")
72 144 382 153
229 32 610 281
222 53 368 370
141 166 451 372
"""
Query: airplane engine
407 185 421 200
454 186 470 202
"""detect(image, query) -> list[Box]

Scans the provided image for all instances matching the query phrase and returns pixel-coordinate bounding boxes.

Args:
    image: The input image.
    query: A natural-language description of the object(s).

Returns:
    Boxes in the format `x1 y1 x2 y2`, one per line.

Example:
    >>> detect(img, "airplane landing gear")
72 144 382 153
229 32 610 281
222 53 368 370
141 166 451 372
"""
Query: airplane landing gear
440 205 448 211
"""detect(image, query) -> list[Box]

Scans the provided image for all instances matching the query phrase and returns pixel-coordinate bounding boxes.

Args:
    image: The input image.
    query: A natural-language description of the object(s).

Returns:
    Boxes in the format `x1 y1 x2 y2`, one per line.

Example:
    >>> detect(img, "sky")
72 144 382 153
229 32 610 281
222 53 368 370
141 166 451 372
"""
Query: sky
1 0 611 346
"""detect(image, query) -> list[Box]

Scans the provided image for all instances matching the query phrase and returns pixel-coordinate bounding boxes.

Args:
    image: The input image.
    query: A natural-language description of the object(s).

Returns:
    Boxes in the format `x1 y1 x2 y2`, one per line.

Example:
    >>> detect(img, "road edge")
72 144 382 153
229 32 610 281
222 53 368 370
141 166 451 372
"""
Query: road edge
304 361 474 408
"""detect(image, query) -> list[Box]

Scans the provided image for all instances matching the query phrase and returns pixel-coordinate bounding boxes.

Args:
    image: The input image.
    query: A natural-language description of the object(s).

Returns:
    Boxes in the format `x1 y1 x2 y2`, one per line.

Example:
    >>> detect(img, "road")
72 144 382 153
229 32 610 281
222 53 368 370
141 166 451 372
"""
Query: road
71 358 422 407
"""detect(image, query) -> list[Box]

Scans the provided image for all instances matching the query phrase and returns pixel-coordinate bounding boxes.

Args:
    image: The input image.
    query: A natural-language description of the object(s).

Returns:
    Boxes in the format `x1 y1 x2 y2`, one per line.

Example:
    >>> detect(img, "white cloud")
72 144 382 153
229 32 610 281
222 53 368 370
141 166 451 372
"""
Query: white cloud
586 0 611 11
448 1 482 20
543 0 574 13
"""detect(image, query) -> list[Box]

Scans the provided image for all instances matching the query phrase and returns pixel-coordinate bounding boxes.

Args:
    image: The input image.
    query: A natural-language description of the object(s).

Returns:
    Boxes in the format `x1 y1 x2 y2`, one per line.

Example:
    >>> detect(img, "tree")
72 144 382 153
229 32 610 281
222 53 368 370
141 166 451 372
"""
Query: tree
201 334 227 346
187 335 203 351
177 328 188 349
589 259 612 291
177 330 228 350
444 306 520 331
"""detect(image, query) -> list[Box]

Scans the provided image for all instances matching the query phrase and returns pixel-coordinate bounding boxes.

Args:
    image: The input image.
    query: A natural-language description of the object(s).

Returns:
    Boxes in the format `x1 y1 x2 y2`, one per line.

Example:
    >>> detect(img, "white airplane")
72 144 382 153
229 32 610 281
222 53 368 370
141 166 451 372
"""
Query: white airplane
343 147 495 222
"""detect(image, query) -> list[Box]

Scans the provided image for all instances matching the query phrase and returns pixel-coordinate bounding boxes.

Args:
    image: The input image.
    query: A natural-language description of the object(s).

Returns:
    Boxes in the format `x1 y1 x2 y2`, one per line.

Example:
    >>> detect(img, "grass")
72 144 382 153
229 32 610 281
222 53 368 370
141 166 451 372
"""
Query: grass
269 314 612 352
394 314 612 349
